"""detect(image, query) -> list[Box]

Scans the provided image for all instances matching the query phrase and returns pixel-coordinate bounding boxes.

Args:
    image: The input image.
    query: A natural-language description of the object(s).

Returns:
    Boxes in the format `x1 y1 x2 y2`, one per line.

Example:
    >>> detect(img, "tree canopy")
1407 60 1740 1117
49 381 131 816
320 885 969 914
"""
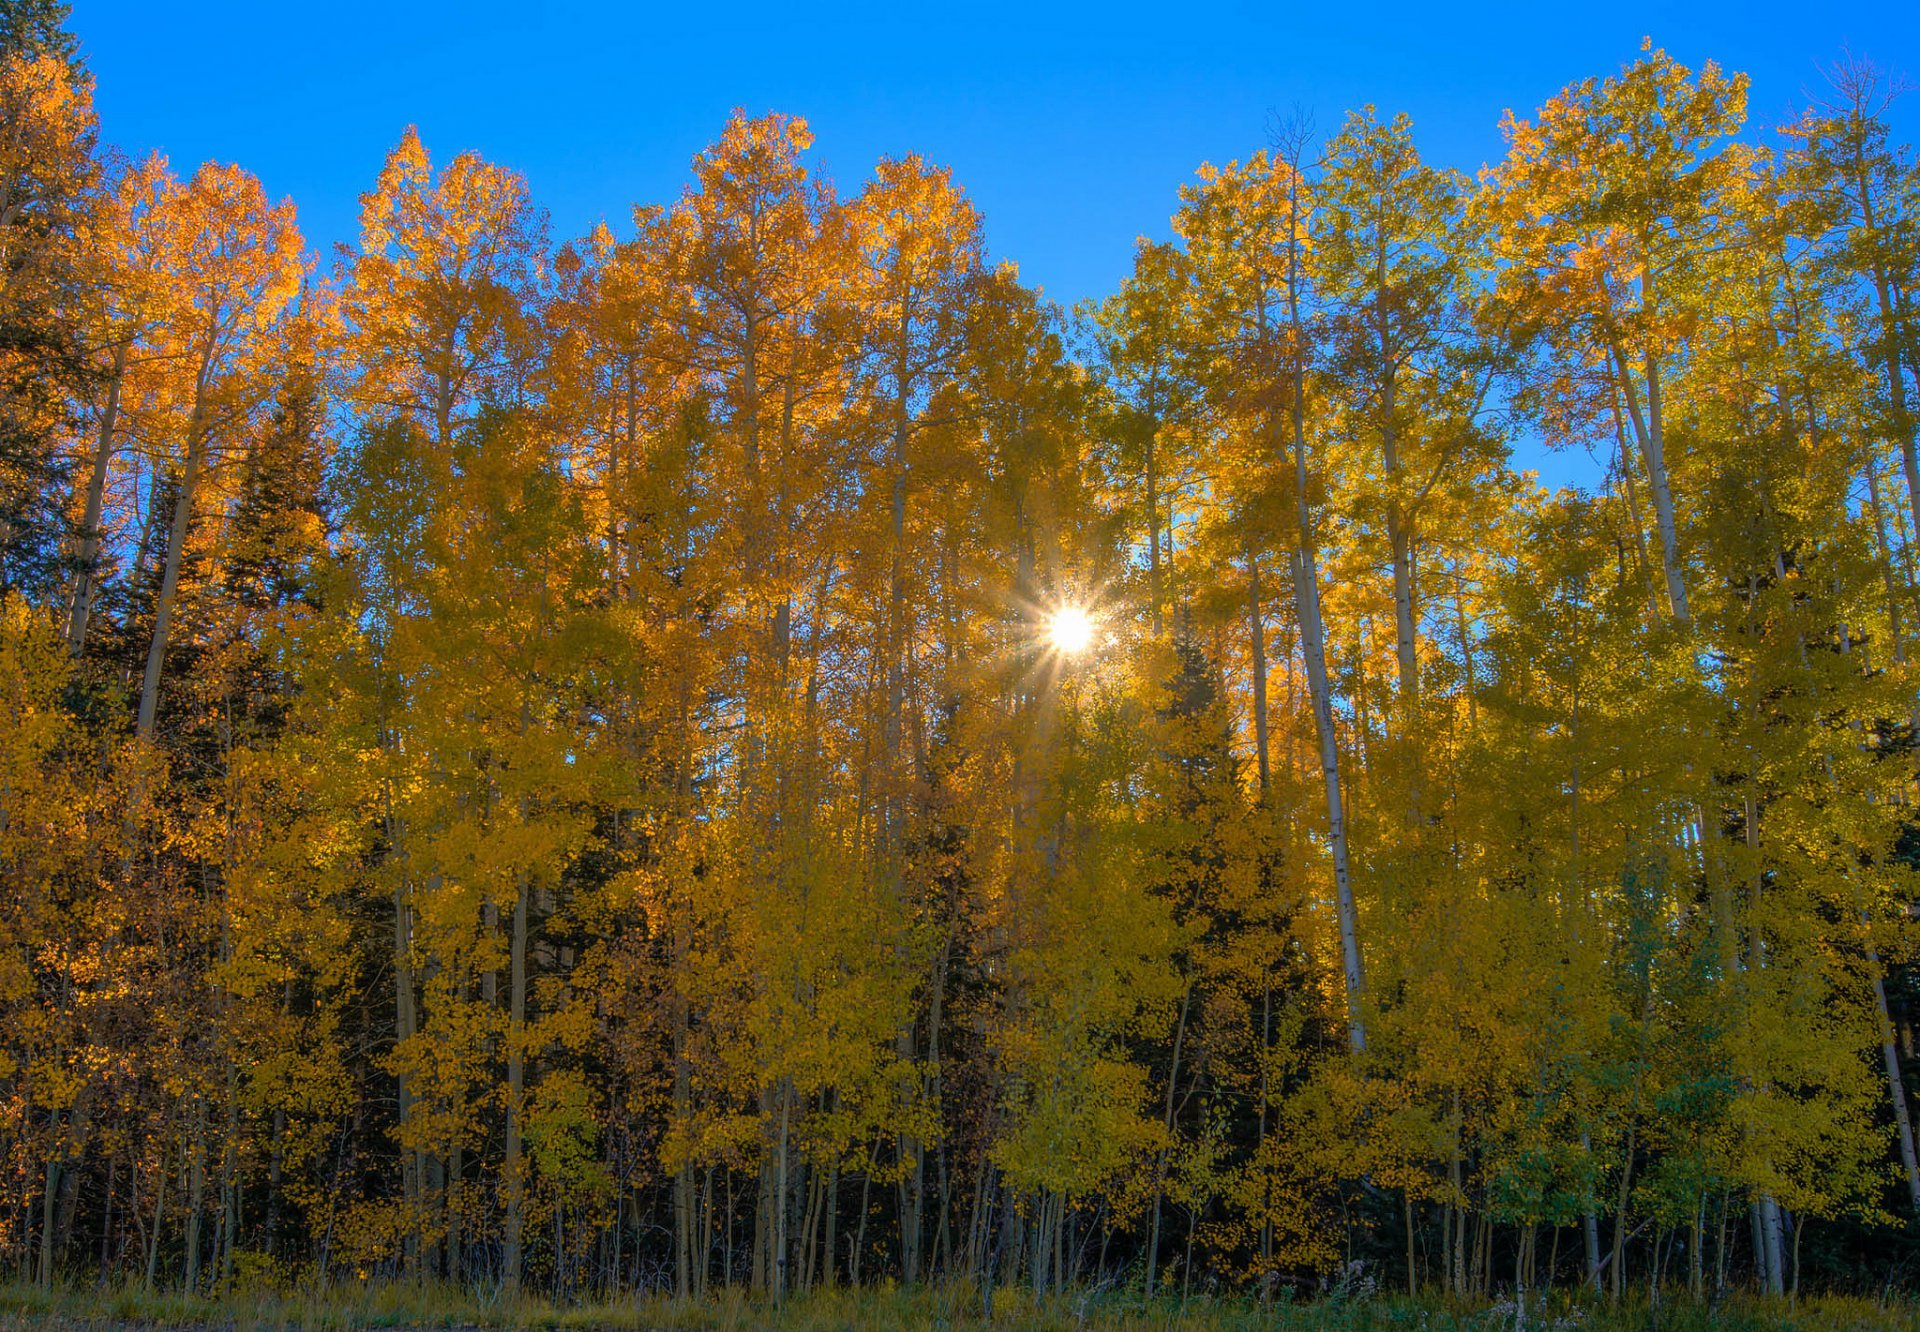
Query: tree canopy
4 20 1920 1306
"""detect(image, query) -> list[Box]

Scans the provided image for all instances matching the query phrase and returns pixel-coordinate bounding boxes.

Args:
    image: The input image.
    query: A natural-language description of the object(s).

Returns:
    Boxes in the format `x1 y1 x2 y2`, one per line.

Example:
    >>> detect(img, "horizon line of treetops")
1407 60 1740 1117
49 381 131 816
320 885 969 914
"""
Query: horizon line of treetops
6 0 1920 1307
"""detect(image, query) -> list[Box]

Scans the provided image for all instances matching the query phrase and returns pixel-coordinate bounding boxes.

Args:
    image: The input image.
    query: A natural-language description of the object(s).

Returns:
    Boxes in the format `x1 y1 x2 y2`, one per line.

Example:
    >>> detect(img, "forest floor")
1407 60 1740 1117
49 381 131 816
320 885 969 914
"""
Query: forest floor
1 1282 1916 1331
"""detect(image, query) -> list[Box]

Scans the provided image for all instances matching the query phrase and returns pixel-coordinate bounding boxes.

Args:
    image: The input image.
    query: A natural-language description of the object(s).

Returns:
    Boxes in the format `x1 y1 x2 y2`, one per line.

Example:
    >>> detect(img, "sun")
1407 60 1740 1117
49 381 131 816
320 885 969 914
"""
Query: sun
1047 605 1096 655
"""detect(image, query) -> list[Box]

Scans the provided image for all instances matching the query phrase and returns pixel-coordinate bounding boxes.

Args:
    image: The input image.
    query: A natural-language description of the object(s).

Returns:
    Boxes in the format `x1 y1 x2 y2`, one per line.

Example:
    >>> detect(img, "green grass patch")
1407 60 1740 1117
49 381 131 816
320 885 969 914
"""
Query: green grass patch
1 1282 1916 1330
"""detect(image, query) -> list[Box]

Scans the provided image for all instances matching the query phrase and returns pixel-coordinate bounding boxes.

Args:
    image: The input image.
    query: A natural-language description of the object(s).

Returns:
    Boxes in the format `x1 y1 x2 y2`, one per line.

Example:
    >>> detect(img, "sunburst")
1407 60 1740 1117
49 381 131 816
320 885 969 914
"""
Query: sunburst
1046 604 1097 655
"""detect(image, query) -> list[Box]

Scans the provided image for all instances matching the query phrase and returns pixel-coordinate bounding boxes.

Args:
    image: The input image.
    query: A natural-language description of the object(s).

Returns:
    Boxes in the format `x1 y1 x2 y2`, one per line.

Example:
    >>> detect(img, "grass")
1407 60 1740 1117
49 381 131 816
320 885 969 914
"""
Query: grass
1 1281 1917 1331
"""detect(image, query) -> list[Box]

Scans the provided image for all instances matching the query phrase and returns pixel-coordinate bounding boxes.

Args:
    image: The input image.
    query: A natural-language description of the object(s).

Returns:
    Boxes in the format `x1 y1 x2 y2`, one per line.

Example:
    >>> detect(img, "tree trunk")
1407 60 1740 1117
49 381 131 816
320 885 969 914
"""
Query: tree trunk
1691 1192 1705 1298
1388 516 1417 701
388 813 422 1275
1611 390 1665 622
1858 171 1920 548
218 1054 238 1293
1581 1131 1602 1290
1610 1125 1635 1299
1448 1092 1465 1295
1376 282 1417 702
183 1099 206 1291
774 1080 792 1302
1247 546 1272 797
135 368 212 740
137 390 210 743
143 1129 168 1290
36 1114 59 1289
1291 545 1367 1051
1862 457 1911 664
1145 983 1191 1299
502 876 529 1295
65 342 128 655
1758 1193 1785 1295
1146 415 1163 638
1404 1193 1417 1295
1869 943 1920 1215
1605 334 1688 624
1275 146 1366 1051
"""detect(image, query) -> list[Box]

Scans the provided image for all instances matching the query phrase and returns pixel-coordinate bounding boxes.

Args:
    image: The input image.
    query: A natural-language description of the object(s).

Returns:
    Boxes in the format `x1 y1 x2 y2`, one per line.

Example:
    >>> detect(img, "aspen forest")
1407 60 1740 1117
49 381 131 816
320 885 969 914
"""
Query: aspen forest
11 1 1920 1321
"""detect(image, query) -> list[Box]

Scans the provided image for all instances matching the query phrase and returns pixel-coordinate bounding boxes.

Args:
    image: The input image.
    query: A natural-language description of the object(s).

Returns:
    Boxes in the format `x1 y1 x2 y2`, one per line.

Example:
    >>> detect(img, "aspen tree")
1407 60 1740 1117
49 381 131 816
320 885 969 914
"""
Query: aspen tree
1784 62 1920 553
1490 43 1752 626
845 153 984 1285
64 156 169 656
0 49 93 599
1091 241 1197 642
1179 146 1369 1053
339 127 542 448
133 163 300 743
1315 109 1498 710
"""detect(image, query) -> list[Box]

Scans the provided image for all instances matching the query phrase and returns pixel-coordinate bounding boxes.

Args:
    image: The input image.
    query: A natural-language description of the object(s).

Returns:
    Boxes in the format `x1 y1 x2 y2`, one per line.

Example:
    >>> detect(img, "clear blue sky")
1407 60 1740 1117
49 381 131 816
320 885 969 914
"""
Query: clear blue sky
77 1 1920 487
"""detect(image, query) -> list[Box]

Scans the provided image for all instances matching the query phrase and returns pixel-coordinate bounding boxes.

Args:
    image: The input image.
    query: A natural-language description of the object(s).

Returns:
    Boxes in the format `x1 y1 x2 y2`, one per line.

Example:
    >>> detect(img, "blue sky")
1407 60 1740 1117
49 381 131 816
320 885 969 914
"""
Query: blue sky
77 1 1920 487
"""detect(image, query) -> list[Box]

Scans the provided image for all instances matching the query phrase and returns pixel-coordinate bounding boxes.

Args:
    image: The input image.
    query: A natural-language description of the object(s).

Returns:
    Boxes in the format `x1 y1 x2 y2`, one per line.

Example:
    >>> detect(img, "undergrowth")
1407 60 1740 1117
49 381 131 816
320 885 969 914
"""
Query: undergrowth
2 1281 1918 1330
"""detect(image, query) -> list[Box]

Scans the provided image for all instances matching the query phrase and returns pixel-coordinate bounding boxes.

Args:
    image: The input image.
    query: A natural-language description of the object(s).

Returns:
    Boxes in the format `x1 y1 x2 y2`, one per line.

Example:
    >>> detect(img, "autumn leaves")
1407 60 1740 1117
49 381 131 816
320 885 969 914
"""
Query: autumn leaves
4 22 1920 1306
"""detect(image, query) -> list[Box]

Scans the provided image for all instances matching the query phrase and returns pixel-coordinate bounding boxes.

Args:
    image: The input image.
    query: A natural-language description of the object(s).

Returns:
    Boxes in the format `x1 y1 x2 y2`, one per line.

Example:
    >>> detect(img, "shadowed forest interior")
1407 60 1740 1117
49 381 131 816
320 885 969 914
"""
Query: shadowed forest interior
9 0 1920 1310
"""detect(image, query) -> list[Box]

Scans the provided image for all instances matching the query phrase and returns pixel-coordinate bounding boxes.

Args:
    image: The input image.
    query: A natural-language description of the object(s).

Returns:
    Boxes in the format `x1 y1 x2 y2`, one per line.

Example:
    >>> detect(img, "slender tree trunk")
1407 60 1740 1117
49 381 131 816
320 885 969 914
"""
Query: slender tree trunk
100 1150 116 1279
1605 334 1688 624
671 679 698 1297
1869 943 1920 1215
674 1122 693 1300
1291 545 1366 1049
823 1159 840 1290
1715 1193 1729 1295
1375 280 1417 703
183 1099 206 1292
265 1102 284 1259
1146 415 1163 637
927 937 953 1280
673 917 694 1297
1610 1125 1635 1300
137 390 210 742
1145 984 1191 1299
502 876 529 1295
41 1093 93 1283
799 1156 822 1292
1863 458 1911 661
388 810 422 1276
66 342 128 655
1247 546 1272 797
1611 390 1663 622
775 1081 792 1303
36 1113 59 1289
1581 1131 1602 1290
1448 1091 1465 1294
1641 351 1688 622
1405 1193 1417 1295
143 1129 168 1290
1388 515 1417 700
1691 1192 1705 1298
218 1051 238 1293
882 375 928 1290
699 1165 714 1295
851 1144 871 1286
1273 144 1366 1051
1859 171 1920 547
